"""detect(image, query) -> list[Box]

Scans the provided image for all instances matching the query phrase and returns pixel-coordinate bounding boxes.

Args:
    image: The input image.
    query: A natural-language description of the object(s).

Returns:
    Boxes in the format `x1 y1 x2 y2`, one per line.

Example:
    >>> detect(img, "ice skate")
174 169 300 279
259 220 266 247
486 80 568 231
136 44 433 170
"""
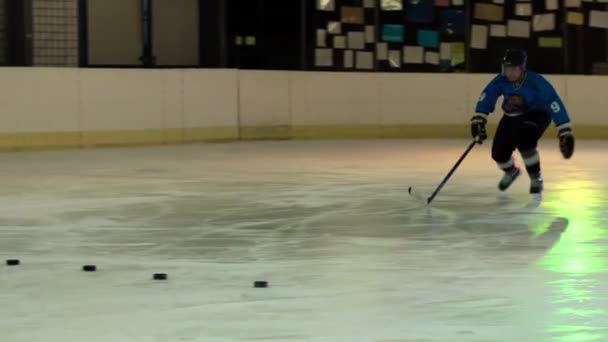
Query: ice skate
529 174 543 194
498 167 520 191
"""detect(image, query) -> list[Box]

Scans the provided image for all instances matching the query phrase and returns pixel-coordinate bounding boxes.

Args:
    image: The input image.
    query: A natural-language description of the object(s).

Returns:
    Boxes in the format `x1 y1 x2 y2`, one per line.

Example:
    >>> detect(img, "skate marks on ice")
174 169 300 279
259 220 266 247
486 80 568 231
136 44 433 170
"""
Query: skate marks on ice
407 181 543 212
496 193 543 212
403 182 569 265
403 208 568 265
14 175 425 260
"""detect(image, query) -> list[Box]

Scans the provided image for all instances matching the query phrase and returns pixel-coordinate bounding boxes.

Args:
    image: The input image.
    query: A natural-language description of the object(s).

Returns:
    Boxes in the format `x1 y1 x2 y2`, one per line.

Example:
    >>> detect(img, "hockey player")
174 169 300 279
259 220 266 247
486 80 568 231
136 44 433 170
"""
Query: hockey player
470 49 575 194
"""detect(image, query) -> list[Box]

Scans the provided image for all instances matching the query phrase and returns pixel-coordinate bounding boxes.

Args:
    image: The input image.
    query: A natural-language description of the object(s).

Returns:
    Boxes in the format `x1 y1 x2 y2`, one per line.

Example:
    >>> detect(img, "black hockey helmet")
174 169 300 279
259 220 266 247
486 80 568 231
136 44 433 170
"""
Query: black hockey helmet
502 49 527 69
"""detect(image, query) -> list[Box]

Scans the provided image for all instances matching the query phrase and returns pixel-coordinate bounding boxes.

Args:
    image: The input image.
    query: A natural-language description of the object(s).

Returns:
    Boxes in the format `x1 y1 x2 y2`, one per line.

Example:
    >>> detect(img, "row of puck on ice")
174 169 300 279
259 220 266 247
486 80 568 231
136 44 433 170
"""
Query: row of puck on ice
5 259 269 287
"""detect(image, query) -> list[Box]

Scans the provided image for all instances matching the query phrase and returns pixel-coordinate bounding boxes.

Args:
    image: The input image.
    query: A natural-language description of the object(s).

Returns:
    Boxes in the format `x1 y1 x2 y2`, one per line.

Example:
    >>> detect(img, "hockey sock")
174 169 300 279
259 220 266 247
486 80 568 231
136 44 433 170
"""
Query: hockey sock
496 157 516 173
521 148 541 176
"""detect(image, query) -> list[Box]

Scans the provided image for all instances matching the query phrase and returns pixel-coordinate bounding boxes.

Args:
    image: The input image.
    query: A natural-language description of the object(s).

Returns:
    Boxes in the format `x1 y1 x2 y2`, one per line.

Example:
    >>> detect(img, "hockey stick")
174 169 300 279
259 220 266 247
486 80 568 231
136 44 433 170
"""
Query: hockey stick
409 137 480 205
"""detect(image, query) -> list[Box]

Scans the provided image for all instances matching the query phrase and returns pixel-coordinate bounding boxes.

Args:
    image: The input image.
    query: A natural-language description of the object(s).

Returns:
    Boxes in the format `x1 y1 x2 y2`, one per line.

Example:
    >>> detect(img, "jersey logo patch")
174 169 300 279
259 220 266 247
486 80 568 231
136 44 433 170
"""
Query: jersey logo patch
503 94 526 114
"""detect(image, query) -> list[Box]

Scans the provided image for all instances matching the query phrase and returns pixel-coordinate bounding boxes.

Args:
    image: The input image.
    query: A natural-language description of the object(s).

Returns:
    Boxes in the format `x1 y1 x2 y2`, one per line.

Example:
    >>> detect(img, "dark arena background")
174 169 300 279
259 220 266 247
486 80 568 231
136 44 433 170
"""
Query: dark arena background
0 1 607 341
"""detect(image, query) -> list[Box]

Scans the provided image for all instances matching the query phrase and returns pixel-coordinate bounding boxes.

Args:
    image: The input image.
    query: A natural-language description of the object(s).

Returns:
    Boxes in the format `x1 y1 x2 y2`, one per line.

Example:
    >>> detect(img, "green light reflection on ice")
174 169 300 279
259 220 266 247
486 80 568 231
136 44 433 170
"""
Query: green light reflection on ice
533 179 608 341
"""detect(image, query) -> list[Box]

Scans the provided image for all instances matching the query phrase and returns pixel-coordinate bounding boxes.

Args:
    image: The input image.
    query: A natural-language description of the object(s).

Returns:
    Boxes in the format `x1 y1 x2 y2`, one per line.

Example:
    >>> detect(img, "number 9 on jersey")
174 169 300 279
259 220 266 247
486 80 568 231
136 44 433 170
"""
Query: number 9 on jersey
550 101 561 113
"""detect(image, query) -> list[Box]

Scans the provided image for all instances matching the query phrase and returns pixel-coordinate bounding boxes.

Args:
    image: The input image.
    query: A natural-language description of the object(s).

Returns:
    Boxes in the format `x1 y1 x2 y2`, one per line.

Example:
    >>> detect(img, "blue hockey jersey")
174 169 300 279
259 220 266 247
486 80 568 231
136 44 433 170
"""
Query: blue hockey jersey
475 71 571 127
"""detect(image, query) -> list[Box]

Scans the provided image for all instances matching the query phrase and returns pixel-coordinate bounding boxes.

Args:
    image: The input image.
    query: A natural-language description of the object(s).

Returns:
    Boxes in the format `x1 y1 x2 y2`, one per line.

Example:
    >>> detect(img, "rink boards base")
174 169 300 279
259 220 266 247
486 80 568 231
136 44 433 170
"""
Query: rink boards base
0 124 605 151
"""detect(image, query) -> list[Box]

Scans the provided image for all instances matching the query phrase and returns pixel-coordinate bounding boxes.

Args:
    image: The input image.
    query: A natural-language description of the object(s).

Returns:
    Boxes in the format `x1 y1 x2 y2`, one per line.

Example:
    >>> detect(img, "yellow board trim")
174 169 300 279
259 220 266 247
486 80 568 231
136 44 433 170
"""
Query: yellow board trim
182 127 239 142
0 124 605 152
379 125 469 139
0 132 82 151
164 128 185 144
240 126 292 140
292 125 383 139
82 130 167 147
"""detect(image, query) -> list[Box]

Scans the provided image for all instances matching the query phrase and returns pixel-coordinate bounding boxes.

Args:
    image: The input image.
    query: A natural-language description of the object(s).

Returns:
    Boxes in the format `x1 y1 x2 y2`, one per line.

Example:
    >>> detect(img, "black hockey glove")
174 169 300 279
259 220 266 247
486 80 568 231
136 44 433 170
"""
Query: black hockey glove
558 125 574 159
470 113 488 143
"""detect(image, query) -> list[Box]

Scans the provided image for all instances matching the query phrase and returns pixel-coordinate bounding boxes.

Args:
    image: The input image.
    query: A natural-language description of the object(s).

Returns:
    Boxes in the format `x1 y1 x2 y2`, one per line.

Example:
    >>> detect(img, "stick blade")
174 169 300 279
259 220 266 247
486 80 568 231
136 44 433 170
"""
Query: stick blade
408 186 430 205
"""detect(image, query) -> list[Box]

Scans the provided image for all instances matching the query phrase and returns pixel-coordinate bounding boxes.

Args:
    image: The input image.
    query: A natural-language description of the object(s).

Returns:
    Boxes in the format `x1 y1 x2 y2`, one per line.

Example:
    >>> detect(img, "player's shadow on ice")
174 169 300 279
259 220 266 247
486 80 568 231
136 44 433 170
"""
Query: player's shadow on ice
497 217 569 262
529 217 568 249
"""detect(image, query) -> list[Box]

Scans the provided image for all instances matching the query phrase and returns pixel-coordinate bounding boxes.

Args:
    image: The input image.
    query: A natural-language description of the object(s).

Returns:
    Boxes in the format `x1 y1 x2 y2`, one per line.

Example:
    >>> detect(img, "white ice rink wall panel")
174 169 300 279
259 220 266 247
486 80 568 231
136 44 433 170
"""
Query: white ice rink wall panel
565 76 608 129
181 69 240 141
290 71 383 138
238 70 291 139
0 68 81 149
79 69 165 146
0 68 607 152
160 69 187 143
380 73 469 138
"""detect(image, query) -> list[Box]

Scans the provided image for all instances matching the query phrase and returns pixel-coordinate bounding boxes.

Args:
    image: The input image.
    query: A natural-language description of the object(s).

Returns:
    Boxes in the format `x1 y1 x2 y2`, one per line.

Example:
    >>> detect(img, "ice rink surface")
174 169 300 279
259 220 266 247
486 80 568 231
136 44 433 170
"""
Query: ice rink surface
0 139 606 342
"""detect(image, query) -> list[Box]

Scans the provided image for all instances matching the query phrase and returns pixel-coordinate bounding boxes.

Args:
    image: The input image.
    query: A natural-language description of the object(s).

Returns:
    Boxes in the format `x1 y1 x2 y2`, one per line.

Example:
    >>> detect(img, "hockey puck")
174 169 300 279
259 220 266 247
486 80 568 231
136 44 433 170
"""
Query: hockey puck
6 259 20 266
82 265 97 272
253 281 268 288
153 273 167 280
